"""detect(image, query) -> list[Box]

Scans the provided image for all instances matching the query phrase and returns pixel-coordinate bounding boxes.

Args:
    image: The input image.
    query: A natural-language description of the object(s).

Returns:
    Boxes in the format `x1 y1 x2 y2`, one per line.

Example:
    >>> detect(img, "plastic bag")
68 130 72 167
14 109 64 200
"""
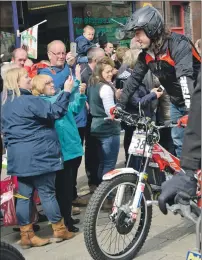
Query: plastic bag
1 189 18 227
0 176 38 226
0 176 18 226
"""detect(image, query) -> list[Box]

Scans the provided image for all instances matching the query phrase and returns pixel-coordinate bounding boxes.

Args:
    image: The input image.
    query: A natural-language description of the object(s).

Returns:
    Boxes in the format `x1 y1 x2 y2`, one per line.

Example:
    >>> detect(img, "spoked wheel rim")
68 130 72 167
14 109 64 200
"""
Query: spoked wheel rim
95 182 148 259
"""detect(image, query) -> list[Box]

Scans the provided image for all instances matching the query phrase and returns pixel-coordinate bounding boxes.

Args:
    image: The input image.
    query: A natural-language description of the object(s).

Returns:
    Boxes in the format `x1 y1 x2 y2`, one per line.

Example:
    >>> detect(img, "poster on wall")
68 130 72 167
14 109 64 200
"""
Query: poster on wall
21 25 38 59
0 31 15 60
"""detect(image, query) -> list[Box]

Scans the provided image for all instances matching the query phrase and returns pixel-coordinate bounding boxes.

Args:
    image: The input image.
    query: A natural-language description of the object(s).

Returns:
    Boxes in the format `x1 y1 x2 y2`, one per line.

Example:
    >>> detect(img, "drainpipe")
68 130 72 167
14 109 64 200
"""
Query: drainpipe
67 1 74 42
12 1 20 48
132 1 136 13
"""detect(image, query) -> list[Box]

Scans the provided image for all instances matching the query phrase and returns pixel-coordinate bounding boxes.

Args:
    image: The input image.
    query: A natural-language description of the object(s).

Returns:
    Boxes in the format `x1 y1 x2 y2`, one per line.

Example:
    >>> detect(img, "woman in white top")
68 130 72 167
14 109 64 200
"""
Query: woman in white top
87 57 121 184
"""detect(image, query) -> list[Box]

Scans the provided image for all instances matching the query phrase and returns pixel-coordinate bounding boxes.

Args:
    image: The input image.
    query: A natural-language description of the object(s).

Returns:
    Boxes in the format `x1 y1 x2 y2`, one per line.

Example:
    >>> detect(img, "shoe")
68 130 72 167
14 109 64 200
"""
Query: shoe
71 218 80 225
72 206 81 216
13 224 40 232
20 224 50 249
68 225 79 233
89 184 97 194
38 213 48 223
72 197 88 207
51 218 75 243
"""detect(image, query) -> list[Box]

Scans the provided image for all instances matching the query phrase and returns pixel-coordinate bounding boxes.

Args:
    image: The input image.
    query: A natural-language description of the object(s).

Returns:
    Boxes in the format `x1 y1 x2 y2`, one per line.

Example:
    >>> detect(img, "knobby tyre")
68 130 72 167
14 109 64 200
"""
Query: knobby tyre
0 241 25 260
84 173 152 260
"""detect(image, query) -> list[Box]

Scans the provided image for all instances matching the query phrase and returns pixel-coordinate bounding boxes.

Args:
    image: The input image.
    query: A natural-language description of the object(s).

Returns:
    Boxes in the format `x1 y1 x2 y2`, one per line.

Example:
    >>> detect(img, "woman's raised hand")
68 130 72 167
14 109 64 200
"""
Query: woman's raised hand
64 76 74 93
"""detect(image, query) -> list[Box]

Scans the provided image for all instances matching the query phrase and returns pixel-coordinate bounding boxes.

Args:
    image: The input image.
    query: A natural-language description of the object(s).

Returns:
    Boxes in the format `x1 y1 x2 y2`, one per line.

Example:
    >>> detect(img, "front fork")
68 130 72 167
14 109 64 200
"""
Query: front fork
111 156 150 222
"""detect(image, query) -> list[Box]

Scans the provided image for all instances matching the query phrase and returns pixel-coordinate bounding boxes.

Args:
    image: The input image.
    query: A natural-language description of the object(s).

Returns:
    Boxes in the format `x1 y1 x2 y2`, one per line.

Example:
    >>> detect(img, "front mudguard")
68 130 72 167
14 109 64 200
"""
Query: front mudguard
102 168 153 196
102 168 138 181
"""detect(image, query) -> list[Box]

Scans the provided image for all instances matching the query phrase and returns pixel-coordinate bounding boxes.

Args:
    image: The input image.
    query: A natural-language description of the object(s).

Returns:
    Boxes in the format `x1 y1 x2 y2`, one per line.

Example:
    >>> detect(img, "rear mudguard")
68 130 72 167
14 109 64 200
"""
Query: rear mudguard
102 168 153 196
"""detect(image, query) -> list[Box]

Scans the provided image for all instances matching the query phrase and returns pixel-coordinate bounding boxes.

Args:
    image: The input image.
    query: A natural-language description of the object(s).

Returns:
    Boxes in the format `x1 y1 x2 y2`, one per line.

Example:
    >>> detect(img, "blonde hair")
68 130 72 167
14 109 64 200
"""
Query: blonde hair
116 47 129 63
2 68 27 104
83 25 95 33
122 49 141 69
32 75 51 96
1 63 20 80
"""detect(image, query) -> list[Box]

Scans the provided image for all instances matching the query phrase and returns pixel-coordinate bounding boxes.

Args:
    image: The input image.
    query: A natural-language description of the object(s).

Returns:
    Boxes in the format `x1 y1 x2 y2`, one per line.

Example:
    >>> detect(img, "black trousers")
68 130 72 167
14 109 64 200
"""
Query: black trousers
159 128 175 155
55 158 80 227
84 114 100 186
181 72 201 170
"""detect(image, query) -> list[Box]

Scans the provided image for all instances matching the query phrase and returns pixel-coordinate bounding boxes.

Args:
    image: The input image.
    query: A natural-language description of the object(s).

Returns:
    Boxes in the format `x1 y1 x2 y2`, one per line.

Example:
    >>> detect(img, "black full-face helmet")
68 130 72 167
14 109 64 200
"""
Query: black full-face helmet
124 6 164 39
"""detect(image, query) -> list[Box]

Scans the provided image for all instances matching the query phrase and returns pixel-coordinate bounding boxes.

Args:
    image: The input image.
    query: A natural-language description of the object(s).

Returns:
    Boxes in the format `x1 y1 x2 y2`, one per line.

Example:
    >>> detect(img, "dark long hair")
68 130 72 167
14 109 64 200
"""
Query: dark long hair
150 26 171 54
88 56 115 88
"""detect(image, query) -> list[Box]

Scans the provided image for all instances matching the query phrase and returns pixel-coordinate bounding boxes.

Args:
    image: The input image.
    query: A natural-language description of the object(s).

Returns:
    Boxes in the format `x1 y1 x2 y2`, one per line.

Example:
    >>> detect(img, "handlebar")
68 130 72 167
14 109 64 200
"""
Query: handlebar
111 107 186 130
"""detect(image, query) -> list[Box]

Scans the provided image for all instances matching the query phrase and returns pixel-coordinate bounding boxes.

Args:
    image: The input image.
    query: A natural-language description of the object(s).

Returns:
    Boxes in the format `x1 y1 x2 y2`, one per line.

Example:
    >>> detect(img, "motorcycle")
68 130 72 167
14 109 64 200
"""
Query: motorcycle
84 108 201 260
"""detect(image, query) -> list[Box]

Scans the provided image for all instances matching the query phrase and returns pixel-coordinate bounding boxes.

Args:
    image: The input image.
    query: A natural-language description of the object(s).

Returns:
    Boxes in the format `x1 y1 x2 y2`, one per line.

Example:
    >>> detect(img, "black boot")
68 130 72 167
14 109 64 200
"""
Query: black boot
68 225 79 232
71 217 80 225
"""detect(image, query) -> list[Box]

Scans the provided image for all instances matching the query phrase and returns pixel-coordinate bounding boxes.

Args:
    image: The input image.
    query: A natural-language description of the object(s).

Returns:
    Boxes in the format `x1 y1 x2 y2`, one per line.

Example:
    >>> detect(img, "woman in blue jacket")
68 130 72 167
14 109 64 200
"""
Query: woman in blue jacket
1 68 75 248
32 74 86 233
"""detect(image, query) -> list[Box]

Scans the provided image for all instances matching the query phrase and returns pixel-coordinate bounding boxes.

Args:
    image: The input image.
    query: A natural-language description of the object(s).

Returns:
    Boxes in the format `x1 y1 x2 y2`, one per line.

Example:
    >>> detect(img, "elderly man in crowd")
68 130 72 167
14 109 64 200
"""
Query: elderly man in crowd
12 48 33 69
38 40 75 89
12 48 28 67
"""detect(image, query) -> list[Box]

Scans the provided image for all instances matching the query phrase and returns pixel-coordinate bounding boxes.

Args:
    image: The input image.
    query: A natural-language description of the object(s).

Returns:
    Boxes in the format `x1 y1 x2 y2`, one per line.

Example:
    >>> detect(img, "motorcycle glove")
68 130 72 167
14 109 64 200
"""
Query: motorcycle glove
158 170 197 215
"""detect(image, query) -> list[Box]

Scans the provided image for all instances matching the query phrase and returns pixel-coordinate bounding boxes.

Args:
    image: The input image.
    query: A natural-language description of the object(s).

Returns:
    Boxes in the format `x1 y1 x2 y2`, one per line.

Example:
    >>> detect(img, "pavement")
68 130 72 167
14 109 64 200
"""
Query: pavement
1 137 196 260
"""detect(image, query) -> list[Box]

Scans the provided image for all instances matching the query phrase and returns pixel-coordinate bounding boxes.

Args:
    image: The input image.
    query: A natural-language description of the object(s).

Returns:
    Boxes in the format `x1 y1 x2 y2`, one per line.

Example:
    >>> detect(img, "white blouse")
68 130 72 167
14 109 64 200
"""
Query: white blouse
100 84 115 117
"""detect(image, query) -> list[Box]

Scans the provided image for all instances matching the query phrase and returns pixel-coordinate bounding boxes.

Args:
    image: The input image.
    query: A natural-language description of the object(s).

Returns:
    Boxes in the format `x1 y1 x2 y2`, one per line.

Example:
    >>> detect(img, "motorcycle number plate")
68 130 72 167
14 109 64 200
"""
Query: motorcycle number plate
128 133 151 157
186 251 201 260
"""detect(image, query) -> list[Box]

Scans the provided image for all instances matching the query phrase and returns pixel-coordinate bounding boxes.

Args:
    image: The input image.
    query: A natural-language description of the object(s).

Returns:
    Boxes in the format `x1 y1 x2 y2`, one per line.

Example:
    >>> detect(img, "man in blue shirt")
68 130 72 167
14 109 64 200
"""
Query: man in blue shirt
38 40 75 89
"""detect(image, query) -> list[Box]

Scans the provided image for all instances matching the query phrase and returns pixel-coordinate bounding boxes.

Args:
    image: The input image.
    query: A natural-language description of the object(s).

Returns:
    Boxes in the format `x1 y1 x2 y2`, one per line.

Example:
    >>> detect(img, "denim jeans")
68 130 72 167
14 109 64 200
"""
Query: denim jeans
170 103 188 158
97 135 120 183
16 172 62 226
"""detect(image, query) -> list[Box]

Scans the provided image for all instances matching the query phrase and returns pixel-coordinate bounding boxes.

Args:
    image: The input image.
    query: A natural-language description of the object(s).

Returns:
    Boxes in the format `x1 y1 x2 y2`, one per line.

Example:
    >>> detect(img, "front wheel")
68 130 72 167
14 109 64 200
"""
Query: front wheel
84 173 152 260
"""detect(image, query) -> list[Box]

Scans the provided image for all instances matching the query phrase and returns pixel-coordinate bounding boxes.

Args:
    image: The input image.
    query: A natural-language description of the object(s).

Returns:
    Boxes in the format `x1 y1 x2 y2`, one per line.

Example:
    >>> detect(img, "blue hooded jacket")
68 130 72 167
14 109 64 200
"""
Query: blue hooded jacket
75 35 96 56
38 63 70 90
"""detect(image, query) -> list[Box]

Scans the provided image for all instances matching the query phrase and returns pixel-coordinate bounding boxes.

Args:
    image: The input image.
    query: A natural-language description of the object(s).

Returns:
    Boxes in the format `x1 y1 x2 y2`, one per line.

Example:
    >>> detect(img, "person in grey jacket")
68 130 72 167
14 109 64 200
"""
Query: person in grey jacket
2 68 75 249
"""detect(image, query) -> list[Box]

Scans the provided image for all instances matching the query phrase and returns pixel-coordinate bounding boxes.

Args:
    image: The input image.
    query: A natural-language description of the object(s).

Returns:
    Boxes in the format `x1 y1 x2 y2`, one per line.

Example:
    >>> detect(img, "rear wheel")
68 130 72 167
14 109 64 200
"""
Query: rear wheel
84 173 152 260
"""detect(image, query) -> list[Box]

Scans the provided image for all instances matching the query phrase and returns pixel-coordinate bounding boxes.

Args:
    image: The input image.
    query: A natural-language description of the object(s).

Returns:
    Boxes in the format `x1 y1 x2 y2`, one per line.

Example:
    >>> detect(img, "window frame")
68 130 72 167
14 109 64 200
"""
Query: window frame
170 1 185 34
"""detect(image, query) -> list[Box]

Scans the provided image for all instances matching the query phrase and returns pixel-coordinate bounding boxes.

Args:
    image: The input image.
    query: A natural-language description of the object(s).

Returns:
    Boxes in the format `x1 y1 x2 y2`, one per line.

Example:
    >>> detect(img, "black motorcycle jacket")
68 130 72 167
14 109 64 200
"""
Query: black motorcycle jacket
119 32 201 109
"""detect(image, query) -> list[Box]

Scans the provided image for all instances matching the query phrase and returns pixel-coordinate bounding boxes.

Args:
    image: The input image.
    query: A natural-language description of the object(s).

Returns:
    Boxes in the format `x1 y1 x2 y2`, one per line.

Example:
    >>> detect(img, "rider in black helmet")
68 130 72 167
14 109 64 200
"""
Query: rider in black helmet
124 5 164 41
116 5 201 213
118 5 201 159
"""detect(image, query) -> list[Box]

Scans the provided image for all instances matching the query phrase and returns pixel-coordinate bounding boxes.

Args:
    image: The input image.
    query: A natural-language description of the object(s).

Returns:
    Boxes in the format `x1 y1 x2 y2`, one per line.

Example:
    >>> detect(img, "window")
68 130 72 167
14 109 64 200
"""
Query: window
72 2 132 48
170 2 184 35
0 1 15 61
171 5 181 27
